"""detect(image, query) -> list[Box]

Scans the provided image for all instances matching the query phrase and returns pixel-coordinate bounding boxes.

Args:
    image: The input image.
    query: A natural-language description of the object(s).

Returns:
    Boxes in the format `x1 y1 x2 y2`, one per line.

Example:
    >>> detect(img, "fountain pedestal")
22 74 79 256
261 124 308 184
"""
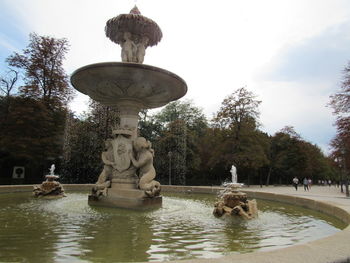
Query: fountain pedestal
88 184 162 210
213 184 258 219
33 165 66 198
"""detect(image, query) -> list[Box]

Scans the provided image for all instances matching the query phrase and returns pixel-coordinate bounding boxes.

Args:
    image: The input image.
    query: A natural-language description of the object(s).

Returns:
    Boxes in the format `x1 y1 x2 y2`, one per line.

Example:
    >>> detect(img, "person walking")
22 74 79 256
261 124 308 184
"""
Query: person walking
303 177 309 191
292 177 299 191
308 178 312 190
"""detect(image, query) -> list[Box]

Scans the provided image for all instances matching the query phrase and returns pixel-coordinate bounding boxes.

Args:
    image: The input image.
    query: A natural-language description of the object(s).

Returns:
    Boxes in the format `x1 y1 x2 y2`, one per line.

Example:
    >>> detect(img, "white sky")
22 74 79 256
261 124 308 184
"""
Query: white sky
1 0 350 154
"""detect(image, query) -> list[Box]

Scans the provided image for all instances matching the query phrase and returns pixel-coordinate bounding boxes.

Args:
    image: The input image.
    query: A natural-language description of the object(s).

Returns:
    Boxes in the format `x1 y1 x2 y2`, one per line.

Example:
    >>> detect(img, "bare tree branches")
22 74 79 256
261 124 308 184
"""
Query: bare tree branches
0 68 18 97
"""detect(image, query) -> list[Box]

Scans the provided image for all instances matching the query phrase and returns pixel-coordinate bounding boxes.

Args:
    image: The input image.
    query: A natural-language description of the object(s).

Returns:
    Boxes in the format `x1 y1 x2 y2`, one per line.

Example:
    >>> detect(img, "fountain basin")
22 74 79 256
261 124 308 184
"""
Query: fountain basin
0 185 349 263
70 62 187 109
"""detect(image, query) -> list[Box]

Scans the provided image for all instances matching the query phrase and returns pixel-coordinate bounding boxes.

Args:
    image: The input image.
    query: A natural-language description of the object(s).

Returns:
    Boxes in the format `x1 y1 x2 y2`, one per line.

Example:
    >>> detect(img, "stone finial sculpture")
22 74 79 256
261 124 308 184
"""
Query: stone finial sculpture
33 165 65 198
105 5 162 63
213 185 258 219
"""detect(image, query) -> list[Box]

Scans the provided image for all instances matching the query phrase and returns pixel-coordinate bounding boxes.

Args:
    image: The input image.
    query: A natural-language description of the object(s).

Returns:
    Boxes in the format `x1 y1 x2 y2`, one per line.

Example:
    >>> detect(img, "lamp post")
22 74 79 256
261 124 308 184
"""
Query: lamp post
168 151 172 185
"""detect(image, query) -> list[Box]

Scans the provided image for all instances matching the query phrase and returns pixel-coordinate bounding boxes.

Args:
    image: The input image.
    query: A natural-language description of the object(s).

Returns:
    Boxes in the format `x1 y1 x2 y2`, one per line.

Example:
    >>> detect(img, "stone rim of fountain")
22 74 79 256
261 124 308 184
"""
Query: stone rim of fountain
70 62 187 110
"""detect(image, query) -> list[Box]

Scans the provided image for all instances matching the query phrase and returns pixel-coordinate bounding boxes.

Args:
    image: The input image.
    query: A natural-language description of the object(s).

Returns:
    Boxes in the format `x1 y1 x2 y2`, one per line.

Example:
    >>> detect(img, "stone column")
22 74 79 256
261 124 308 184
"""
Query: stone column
117 101 143 138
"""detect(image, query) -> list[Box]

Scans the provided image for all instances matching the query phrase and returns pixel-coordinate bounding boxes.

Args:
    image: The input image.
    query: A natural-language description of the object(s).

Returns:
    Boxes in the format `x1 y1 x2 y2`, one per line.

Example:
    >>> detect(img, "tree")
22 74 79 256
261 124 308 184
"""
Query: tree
329 62 350 115
61 113 103 183
139 100 208 185
89 99 120 140
153 100 208 134
61 100 120 183
210 87 268 185
0 96 67 183
268 126 334 185
213 87 261 132
0 33 71 184
329 61 350 194
6 33 73 106
0 68 18 97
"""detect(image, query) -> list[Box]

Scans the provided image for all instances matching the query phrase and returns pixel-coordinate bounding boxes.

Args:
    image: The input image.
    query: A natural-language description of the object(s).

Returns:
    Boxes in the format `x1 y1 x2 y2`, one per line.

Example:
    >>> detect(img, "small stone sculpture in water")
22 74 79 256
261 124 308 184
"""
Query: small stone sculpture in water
33 164 66 198
213 184 258 220
129 137 161 197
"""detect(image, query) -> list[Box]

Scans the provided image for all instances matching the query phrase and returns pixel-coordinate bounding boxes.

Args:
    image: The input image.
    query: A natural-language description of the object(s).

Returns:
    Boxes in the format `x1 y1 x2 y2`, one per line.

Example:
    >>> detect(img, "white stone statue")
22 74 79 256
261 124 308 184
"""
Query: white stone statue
129 137 161 197
92 139 113 196
136 36 149 63
121 32 136 62
49 164 55 175
230 165 237 184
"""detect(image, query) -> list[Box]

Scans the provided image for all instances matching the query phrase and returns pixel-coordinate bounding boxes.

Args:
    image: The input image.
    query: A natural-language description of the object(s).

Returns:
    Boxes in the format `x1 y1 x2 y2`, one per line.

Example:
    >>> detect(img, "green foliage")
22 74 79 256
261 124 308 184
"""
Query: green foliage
267 127 335 184
0 33 71 184
61 114 103 183
60 100 119 183
0 96 65 162
139 100 208 185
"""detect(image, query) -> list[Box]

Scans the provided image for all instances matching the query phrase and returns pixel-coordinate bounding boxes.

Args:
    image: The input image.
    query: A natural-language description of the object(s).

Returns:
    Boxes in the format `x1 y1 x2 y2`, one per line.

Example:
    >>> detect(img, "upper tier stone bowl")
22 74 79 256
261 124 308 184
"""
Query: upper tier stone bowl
70 62 187 110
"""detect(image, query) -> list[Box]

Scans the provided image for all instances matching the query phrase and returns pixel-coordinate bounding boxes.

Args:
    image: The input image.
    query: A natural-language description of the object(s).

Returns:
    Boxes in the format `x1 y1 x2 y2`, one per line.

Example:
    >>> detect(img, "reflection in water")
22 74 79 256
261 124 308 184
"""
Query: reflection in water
0 192 346 262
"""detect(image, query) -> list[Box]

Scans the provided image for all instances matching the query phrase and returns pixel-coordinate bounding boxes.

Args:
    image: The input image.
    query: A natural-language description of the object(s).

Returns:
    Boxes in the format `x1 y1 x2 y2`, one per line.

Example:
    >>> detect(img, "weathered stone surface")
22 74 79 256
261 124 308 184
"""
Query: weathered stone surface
213 187 257 219
71 62 187 110
33 175 65 198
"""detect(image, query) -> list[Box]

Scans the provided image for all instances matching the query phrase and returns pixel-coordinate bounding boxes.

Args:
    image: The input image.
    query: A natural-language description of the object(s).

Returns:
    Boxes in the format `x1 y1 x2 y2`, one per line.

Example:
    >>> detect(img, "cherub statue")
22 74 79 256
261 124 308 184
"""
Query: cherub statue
129 137 160 197
121 32 137 62
92 139 114 196
136 36 149 63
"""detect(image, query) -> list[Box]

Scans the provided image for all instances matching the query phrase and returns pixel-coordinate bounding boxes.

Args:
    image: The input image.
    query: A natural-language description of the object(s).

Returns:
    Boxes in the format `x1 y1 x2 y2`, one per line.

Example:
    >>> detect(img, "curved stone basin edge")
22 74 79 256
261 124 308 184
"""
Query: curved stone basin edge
1 184 349 263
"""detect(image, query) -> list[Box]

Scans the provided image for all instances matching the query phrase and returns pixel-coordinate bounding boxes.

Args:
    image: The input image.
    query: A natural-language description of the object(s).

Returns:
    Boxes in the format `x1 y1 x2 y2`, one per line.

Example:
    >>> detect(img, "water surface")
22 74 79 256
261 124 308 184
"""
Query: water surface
0 191 346 262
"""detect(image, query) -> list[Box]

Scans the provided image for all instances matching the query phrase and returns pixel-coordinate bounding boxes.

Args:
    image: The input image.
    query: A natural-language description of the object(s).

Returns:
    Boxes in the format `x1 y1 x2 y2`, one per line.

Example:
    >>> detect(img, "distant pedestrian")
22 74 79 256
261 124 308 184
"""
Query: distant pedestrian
328 179 332 187
303 178 309 191
292 177 299 191
308 178 312 190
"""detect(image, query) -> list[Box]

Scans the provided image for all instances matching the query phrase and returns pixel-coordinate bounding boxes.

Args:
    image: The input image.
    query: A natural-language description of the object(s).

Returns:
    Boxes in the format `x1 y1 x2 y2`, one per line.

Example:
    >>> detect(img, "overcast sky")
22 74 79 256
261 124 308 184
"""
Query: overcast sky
1 0 350 154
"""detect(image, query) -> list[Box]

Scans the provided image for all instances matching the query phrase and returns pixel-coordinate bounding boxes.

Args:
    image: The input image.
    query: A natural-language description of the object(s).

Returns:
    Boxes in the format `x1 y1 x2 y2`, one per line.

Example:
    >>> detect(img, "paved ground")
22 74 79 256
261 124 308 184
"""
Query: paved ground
242 184 350 208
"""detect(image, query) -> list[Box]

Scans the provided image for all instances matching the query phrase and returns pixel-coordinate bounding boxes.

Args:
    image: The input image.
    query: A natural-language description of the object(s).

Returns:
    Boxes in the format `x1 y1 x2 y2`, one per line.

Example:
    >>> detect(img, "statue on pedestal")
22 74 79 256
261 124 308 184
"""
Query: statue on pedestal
89 126 161 207
129 137 161 197
92 139 113 196
33 164 65 198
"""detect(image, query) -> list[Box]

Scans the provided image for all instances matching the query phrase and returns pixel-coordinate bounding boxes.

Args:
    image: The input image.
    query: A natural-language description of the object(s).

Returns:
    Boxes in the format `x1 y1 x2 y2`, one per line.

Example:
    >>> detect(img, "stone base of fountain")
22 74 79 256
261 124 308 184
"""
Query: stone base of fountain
33 175 66 199
88 183 162 210
213 185 258 219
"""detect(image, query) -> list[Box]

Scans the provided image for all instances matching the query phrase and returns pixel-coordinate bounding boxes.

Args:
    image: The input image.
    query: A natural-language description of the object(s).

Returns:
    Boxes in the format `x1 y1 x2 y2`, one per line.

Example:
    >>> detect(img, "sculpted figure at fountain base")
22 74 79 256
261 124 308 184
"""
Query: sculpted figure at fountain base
33 165 66 198
129 137 161 198
213 185 258 219
89 128 162 209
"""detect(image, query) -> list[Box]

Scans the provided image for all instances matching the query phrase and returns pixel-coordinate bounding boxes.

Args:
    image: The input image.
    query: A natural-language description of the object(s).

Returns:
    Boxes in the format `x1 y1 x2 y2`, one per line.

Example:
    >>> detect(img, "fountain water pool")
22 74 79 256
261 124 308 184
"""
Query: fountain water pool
0 191 346 262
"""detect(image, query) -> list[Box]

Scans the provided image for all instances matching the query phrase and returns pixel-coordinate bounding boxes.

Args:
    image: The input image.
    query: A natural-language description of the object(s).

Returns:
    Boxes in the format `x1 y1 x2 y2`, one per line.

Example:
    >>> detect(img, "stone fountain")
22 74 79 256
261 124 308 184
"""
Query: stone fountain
213 165 258 219
70 6 187 209
33 164 66 198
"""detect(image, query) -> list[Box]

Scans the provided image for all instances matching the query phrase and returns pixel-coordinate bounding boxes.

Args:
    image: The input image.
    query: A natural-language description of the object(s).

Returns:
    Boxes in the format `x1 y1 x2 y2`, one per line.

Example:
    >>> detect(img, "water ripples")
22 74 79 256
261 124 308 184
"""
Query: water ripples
0 192 345 262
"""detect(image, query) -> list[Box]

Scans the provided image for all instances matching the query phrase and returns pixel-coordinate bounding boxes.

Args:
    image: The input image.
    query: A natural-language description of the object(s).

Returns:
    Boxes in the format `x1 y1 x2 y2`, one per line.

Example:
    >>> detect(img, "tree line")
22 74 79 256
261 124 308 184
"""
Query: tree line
0 33 349 186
